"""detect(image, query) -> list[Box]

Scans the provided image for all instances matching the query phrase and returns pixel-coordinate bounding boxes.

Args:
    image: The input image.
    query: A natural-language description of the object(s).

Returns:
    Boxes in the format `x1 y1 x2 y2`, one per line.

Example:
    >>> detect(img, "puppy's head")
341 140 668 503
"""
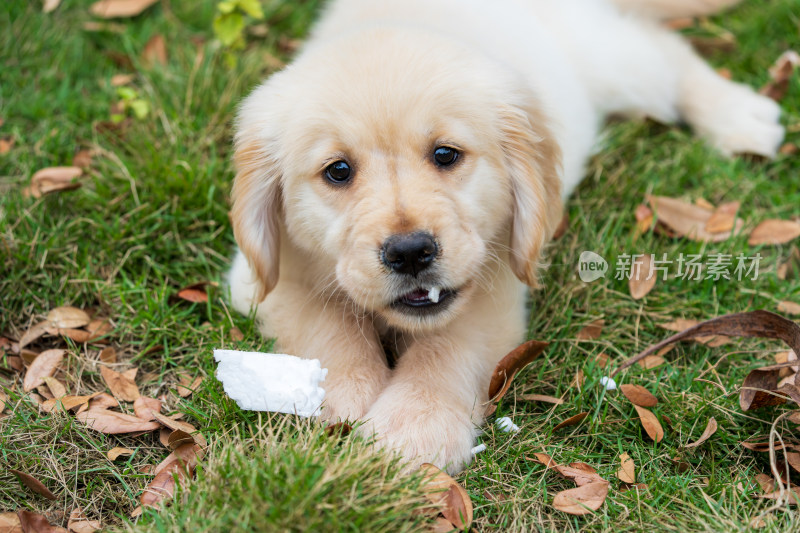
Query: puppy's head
231 29 562 331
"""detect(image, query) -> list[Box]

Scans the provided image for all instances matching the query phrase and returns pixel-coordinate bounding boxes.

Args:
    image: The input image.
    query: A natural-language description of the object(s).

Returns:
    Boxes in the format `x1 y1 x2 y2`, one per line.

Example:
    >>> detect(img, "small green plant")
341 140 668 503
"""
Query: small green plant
112 86 150 123
213 0 265 63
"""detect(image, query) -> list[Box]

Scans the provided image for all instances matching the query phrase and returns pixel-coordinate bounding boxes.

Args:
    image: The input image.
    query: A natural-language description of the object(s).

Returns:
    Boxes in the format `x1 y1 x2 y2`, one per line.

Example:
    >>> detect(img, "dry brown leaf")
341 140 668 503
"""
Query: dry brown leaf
0 391 7 414
594 352 610 368
577 319 604 341
23 349 65 392
617 453 635 484
552 482 609 515
47 306 90 329
76 409 160 434
760 50 800 102
99 347 116 363
777 301 800 316
634 204 654 236
230 327 245 341
167 429 195 450
705 201 741 233
141 443 202 508
614 311 800 377
740 440 799 453
176 374 202 397
629 254 657 300
638 354 666 369
67 508 101 533
107 447 134 460
85 318 113 341
420 463 473 530
87 392 118 411
0 137 14 155
520 394 564 405
142 34 167 66
786 452 800 474
0 512 22 533
159 427 171 448
44 377 67 399
633 405 664 442
740 368 787 411
571 369 585 389
172 282 216 304
620 384 658 407
559 462 605 487
16 510 66 533
780 143 798 156
487 340 548 403
554 412 588 431
758 486 800 505
151 411 207 448
647 195 742 242
133 396 161 421
72 149 93 169
10 469 57 500
100 366 140 401
42 392 102 413
684 417 718 448
90 0 160 18
24 166 83 198
749 220 800 246
754 473 775 493
19 320 51 349
528 452 557 469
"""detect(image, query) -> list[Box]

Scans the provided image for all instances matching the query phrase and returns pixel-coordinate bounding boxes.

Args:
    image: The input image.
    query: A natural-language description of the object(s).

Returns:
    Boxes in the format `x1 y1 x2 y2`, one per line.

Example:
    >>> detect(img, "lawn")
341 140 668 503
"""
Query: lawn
1 0 799 531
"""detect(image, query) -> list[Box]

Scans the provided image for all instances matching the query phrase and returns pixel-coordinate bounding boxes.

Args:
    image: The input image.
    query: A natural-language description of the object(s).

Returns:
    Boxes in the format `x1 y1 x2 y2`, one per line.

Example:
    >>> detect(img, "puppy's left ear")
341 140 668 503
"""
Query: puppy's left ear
501 99 564 287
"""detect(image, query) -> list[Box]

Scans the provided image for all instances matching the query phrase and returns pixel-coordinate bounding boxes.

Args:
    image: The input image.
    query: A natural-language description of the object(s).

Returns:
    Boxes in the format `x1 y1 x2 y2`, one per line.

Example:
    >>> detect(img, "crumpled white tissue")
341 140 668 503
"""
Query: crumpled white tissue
214 350 327 417
600 376 617 390
471 443 487 455
496 416 520 433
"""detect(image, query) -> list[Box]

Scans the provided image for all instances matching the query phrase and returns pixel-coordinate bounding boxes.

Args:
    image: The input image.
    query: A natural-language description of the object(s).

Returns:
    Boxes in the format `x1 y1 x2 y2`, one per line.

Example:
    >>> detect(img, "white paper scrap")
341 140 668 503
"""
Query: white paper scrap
496 416 520 433
600 376 617 391
214 349 327 417
471 443 487 455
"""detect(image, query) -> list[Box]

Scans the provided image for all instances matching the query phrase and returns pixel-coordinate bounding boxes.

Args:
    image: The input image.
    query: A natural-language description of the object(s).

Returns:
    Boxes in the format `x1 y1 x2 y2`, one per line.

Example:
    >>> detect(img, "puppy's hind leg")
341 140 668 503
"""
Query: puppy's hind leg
611 0 743 20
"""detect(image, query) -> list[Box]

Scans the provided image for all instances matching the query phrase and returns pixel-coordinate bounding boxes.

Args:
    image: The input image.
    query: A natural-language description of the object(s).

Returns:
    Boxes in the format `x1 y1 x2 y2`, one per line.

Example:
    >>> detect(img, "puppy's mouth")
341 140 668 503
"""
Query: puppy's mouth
390 286 457 315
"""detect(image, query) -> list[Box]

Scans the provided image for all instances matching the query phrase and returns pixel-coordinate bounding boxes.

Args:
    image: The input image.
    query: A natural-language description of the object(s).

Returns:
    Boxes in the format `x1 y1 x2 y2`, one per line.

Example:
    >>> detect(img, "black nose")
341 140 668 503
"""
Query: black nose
381 232 438 276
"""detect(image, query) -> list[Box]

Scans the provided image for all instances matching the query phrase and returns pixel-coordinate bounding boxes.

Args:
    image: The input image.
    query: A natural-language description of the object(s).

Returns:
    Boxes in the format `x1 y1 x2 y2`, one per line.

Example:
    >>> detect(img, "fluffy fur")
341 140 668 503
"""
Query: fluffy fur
228 0 783 473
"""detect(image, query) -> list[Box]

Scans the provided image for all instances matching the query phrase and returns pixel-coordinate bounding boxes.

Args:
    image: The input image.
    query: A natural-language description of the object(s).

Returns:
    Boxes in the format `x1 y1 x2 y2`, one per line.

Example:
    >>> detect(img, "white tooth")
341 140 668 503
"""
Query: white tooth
427 286 441 303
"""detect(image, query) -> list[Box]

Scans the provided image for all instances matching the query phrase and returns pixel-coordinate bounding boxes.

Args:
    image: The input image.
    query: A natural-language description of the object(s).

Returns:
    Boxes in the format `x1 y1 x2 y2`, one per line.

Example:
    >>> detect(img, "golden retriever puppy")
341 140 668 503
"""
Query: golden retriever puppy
228 0 783 473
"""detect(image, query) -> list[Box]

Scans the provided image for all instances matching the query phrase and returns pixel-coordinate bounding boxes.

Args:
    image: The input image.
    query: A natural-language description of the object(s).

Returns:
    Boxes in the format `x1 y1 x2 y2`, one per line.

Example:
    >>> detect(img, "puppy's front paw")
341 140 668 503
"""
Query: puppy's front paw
359 399 478 475
694 82 784 158
320 368 390 423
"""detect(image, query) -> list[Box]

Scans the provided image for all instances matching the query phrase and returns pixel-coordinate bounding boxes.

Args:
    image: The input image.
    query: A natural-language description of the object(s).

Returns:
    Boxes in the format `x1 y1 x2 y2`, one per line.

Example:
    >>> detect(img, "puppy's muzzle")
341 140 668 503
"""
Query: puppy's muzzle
381 231 438 277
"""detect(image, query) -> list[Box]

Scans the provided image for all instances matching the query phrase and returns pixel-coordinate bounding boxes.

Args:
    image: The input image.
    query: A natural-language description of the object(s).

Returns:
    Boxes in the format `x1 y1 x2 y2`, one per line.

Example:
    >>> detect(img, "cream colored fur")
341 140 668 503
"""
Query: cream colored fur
228 0 783 473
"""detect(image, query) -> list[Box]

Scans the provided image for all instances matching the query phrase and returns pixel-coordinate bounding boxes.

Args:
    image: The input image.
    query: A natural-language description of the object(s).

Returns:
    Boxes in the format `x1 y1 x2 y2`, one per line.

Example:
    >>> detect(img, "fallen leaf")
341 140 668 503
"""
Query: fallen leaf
172 282 216 304
230 327 244 341
559 462 605 487
577 319 604 341
16 510 66 533
99 347 116 363
638 354 666 369
72 149 94 169
740 368 787 411
44 376 67 399
629 254 657 300
87 392 118 411
167 429 195 450
633 404 664 442
594 352 610 368
159 427 171 447
487 340 548 403
647 195 742 242
85 318 113 341
10 469 57 500
705 201 740 233
0 137 14 155
777 301 800 316
0 512 21 533
107 447 134 461
42 393 102 413
552 482 609 515
100 366 140 401
110 73 135 86
18 320 51 349
23 349 65 392
420 463 473 530
749 220 800 246
617 453 635 484
142 34 167 66
758 486 800 505
176 374 202 397
67 508 101 533
571 368 585 389
634 204 654 236
24 166 83 198
754 473 775 493
554 412 588 431
90 0 160 18
151 411 207 448
133 396 161 421
76 409 160 434
786 452 800 474
760 50 800 102
684 417 718 448
141 443 202 508
614 311 800 377
740 441 799 453
528 452 558 469
780 143 798 156
0 391 6 413
47 306 90 329
620 384 658 407
520 394 564 405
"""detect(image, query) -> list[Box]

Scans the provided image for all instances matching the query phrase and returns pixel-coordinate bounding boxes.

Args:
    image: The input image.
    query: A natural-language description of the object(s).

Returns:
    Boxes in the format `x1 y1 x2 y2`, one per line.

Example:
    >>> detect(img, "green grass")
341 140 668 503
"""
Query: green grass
1 0 799 531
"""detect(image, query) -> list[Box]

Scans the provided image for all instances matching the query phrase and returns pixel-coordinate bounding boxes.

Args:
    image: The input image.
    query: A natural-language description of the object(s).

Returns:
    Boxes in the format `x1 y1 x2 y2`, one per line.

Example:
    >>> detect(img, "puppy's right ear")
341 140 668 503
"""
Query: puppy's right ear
230 131 283 302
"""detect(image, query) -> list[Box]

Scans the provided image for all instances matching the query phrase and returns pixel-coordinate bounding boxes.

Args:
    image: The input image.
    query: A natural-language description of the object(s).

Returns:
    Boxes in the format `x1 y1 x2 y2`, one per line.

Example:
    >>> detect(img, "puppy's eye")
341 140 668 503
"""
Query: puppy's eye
324 160 352 185
433 146 460 168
